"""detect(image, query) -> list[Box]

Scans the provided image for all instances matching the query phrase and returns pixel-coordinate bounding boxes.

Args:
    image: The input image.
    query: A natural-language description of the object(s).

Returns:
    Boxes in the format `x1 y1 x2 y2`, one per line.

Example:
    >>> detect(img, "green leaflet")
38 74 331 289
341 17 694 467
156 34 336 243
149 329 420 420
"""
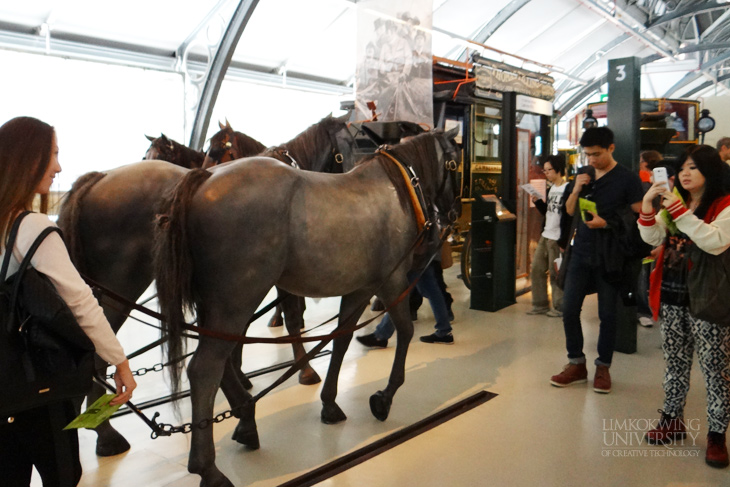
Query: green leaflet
659 187 685 235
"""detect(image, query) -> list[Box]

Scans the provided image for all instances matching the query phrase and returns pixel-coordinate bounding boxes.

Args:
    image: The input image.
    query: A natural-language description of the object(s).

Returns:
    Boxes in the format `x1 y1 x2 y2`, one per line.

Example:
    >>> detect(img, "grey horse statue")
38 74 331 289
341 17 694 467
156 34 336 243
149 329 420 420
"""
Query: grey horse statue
153 127 460 487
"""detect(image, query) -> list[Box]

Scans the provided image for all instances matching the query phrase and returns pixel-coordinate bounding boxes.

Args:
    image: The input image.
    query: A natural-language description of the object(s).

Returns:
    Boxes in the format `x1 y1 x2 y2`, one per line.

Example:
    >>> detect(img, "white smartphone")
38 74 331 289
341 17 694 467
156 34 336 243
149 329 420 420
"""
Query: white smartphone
652 167 670 191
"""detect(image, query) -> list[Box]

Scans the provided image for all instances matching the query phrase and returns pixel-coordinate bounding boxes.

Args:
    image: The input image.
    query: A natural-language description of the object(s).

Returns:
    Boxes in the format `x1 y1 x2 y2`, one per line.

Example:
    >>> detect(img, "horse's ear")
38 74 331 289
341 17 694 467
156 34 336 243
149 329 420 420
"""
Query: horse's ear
145 134 156 141
225 118 232 130
219 120 225 130
444 126 460 141
160 133 169 141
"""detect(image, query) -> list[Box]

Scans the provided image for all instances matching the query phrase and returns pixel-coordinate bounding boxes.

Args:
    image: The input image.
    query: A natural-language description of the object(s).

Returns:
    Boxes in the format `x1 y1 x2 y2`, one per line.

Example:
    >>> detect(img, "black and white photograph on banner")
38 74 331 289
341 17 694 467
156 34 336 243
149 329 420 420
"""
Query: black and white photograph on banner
355 0 433 126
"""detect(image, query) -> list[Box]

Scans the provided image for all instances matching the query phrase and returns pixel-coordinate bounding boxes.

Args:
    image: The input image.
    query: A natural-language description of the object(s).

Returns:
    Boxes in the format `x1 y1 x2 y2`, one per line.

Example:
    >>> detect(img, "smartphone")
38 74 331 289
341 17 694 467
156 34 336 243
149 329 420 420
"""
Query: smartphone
652 167 670 191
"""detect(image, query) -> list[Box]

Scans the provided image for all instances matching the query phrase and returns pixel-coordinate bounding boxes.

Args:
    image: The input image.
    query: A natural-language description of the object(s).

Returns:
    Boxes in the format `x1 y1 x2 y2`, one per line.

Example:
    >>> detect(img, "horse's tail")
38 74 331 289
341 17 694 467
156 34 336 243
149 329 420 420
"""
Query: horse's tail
56 171 107 274
154 168 212 395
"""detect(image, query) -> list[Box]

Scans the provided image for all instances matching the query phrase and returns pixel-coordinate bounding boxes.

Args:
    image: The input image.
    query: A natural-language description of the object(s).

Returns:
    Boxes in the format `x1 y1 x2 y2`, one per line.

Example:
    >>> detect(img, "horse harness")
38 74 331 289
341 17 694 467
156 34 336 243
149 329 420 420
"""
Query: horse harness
375 136 459 233
271 148 300 169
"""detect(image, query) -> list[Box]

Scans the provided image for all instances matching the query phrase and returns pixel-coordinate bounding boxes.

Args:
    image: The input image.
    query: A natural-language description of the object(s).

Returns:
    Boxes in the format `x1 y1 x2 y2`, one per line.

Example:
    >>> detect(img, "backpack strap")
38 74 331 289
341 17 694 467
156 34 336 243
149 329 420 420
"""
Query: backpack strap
1 211 33 282
5 217 64 334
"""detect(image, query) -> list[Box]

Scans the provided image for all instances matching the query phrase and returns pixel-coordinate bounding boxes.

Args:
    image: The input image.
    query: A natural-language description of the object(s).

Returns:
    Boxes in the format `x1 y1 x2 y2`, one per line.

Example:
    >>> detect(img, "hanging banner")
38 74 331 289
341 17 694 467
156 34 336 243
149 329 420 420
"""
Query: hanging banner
356 0 433 127
472 55 555 102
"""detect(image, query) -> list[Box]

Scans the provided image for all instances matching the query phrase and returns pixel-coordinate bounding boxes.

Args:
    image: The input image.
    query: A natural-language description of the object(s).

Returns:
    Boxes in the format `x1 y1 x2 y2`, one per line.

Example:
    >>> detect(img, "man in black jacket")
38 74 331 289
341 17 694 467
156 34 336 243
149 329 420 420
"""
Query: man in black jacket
550 127 643 394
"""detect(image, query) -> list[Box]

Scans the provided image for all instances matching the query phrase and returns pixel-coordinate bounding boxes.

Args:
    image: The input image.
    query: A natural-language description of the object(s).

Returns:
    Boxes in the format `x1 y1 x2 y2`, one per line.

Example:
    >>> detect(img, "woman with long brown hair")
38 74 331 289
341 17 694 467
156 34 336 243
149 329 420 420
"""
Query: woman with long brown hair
0 116 136 486
639 144 730 468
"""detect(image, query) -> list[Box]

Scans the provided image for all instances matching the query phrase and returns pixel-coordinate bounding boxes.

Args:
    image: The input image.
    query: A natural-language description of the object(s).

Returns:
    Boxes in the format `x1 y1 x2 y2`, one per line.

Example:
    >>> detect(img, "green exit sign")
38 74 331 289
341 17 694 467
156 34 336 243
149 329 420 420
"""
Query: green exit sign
600 94 609 102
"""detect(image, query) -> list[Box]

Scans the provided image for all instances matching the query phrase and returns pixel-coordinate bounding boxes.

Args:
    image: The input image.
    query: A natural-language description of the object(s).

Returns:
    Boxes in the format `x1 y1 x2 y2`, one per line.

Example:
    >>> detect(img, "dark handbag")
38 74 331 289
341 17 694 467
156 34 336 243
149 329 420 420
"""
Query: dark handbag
0 212 95 416
557 211 580 290
687 243 730 327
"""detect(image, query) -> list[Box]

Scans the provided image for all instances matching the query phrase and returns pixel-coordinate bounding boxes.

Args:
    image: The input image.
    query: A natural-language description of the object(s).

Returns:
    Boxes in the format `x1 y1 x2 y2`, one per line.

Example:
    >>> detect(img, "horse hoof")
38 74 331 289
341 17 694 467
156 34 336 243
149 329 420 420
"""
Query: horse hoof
369 391 391 422
232 423 260 449
299 368 321 386
199 469 235 487
267 315 283 328
237 371 254 390
95 431 131 457
370 298 385 311
321 403 347 424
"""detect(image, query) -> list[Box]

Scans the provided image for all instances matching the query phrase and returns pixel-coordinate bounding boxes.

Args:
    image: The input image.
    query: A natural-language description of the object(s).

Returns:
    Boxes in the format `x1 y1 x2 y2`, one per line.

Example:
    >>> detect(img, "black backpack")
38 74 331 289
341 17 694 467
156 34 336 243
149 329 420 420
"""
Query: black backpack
0 212 95 416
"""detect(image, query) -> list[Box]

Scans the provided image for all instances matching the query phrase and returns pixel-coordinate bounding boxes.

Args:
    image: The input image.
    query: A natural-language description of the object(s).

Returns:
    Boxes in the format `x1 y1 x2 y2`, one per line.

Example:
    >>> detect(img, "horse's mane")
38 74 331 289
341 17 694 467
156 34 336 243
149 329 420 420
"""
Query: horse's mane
266 114 343 170
56 171 107 274
356 131 441 215
149 135 206 169
233 131 266 157
174 140 206 168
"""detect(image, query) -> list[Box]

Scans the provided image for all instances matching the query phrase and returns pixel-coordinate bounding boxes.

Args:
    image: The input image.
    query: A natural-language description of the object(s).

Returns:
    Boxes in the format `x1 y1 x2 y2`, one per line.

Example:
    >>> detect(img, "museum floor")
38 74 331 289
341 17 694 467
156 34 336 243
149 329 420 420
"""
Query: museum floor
32 265 728 487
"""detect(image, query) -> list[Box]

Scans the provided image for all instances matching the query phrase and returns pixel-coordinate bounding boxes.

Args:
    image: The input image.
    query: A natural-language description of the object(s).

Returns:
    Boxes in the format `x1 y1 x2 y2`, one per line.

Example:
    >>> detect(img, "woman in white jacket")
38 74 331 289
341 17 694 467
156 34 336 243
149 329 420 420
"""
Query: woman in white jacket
638 144 730 469
0 116 136 486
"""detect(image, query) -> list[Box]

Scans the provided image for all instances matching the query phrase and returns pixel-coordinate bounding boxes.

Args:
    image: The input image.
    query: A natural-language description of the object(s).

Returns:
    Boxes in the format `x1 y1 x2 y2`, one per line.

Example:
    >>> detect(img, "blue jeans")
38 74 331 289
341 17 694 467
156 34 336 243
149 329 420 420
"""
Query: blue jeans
373 266 452 340
561 252 620 366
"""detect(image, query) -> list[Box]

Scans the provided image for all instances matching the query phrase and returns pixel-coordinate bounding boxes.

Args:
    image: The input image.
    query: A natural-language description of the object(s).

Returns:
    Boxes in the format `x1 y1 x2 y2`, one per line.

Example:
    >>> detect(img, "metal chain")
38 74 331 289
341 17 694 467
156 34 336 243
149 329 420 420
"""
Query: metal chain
106 352 195 379
152 407 239 438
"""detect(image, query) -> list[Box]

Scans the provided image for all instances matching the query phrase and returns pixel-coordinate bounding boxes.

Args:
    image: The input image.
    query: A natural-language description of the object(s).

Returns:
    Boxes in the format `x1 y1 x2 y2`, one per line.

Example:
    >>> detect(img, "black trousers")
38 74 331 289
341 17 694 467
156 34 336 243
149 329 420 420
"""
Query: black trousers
0 401 82 487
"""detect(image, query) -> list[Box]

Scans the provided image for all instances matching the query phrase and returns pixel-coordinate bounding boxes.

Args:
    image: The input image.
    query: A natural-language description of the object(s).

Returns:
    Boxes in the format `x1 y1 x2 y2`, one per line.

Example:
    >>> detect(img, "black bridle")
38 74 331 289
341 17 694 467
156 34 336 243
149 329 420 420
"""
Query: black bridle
433 132 461 224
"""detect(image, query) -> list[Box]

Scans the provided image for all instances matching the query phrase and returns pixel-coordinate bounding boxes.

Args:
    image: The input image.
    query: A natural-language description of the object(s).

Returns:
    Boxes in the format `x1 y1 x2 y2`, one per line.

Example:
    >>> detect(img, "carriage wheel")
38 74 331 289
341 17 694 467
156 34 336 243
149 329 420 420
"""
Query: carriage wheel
460 230 472 290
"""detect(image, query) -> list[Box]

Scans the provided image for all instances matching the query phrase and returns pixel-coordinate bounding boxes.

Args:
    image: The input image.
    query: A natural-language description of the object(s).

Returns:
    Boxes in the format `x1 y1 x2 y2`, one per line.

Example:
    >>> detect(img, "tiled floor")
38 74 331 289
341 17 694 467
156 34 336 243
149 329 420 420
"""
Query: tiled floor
32 265 727 486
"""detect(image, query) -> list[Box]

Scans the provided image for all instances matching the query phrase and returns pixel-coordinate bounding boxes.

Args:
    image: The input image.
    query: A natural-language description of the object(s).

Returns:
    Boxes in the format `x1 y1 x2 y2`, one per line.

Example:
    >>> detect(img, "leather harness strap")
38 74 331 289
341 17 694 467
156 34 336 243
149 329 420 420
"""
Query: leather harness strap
376 148 427 233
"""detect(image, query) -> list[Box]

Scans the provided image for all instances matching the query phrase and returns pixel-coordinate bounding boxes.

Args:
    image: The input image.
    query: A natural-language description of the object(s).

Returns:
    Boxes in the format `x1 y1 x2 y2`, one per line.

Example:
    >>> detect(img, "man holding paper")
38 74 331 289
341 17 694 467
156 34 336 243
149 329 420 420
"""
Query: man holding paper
550 127 643 394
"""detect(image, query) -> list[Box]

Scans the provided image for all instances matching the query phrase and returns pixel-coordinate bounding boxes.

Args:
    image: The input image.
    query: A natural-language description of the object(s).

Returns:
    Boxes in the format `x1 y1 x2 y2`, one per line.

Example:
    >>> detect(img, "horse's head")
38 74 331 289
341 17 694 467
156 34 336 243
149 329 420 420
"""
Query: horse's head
387 128 461 228
268 113 357 173
144 133 176 161
204 120 236 167
324 113 358 173
432 126 461 225
204 120 266 168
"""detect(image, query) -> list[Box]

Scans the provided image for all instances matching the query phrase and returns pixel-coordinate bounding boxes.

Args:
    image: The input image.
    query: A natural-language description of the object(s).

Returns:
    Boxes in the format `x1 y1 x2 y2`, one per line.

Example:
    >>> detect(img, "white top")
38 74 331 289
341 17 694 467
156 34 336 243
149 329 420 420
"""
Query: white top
1 213 126 365
638 205 730 256
542 182 568 241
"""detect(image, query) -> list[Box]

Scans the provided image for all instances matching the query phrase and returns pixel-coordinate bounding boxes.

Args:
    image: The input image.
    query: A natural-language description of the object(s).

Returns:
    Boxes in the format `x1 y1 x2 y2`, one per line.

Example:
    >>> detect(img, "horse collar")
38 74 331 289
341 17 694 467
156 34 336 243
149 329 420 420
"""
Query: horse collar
376 147 429 233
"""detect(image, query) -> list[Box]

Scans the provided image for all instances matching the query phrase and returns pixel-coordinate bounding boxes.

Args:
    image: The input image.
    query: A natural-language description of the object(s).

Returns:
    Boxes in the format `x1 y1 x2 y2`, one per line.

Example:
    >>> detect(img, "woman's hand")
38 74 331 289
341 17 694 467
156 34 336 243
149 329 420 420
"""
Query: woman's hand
642 182 670 214
110 359 137 406
661 191 681 210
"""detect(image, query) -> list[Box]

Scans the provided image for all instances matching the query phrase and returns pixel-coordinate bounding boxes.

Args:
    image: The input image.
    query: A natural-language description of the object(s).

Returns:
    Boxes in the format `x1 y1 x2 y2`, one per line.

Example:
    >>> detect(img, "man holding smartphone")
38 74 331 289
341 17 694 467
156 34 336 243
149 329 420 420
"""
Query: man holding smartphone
551 127 644 394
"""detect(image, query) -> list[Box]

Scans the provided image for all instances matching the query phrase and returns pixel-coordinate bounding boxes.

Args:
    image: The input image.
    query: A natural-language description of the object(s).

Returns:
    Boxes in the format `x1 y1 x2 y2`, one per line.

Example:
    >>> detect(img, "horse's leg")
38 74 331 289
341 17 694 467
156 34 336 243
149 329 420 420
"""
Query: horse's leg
219 357 258 447
320 291 370 424
266 287 286 328
227 343 253 390
92 302 133 456
279 290 321 385
369 286 413 421
187 338 241 487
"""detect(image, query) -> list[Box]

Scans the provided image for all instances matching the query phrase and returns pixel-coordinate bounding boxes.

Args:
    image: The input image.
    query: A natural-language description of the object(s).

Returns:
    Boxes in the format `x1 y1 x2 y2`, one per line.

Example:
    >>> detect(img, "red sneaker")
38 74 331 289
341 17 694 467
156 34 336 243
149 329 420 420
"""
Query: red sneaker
645 410 686 445
550 363 587 387
706 432 729 468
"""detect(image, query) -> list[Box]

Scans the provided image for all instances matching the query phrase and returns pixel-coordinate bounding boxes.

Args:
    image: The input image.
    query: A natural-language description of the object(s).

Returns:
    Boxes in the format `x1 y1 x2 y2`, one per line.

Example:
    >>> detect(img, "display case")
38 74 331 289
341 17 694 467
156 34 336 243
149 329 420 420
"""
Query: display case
470 103 503 198
470 195 516 312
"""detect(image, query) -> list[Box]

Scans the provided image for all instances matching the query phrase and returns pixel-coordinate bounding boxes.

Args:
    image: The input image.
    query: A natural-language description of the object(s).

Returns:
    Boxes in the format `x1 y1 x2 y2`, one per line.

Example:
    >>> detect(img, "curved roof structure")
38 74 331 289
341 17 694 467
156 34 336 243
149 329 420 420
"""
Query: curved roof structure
1 0 729 144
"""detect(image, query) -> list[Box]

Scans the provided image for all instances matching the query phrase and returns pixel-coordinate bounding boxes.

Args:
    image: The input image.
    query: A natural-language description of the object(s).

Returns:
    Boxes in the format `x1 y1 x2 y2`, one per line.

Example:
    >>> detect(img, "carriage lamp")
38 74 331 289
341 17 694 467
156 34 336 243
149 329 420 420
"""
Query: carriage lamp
697 109 715 144
582 109 598 130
